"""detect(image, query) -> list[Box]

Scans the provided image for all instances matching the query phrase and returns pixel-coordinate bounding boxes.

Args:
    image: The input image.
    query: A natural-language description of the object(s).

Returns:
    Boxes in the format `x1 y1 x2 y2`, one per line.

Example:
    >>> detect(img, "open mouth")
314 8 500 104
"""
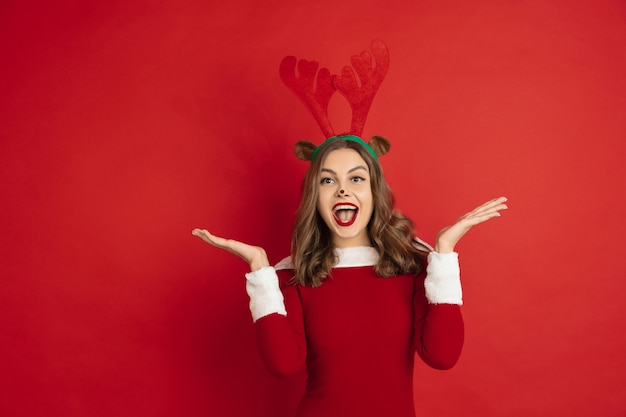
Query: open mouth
332 203 358 226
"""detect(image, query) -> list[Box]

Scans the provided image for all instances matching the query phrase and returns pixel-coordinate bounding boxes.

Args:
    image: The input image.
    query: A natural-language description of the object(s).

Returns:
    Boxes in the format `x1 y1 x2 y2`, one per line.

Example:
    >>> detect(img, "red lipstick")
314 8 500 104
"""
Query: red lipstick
332 203 359 227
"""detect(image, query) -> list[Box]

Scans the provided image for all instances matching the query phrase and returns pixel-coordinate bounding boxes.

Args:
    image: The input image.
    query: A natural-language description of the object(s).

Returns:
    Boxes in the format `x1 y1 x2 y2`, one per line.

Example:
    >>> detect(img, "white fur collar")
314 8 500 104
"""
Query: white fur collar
274 237 432 271
274 246 379 271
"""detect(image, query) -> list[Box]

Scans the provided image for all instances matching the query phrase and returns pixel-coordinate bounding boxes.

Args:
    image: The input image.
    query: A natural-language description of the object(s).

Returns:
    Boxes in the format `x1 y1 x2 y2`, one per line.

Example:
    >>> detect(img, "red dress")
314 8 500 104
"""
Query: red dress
247 247 464 417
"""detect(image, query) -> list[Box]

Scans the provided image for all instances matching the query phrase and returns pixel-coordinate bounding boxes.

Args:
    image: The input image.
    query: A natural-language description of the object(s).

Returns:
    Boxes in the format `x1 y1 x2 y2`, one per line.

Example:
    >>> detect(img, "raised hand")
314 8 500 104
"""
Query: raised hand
435 197 508 253
192 229 270 271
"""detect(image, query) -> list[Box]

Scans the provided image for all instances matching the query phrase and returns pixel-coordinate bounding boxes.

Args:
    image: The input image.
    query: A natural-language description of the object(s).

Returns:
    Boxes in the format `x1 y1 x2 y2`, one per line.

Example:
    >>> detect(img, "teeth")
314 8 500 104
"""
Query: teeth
333 204 358 224
334 205 357 212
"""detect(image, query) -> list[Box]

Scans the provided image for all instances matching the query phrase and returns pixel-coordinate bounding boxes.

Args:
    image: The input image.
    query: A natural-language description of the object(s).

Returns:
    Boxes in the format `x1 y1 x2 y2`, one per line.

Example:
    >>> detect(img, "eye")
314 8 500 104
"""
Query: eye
351 176 366 183
320 177 334 185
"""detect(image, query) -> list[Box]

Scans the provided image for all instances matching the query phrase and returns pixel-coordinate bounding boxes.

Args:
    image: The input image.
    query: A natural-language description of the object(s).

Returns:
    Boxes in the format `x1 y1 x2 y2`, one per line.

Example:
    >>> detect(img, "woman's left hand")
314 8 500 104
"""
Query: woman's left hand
435 196 508 253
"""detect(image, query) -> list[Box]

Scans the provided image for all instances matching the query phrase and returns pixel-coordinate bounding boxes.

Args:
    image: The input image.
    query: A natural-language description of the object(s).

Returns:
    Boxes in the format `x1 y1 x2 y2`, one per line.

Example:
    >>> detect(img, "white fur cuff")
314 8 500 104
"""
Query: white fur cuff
245 266 287 322
424 252 463 305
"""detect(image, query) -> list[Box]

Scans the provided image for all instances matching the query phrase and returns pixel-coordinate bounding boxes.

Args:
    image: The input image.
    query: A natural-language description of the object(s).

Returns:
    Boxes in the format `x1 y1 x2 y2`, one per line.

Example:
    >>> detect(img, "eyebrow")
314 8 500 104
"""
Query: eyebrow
320 165 369 175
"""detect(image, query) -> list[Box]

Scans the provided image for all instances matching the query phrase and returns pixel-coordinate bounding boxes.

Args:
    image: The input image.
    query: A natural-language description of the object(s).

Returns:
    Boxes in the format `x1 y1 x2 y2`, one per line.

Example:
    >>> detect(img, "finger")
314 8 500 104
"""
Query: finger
468 196 508 215
460 210 504 227
192 229 229 249
465 199 508 219
192 228 211 239
192 228 214 242
469 204 507 219
206 234 239 252
191 228 211 242
192 228 256 260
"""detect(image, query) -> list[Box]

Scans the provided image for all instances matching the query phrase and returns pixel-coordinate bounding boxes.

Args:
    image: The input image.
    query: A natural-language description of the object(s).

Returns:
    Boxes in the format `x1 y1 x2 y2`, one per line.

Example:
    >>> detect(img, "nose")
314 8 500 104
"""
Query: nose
337 188 348 197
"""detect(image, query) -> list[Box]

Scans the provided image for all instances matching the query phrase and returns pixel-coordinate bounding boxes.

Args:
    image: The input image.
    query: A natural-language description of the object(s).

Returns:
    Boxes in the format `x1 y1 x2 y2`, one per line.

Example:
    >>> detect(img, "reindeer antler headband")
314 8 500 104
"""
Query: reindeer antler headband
280 39 391 161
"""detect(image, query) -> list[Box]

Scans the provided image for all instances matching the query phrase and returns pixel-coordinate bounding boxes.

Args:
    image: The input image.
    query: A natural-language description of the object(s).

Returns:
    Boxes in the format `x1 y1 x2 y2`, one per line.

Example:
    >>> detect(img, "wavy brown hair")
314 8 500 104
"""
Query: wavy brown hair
291 137 429 287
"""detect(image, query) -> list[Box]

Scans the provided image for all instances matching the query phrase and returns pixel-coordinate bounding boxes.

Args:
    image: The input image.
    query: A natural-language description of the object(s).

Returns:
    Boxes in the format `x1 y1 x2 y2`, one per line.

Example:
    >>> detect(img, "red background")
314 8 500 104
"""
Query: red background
1 1 625 416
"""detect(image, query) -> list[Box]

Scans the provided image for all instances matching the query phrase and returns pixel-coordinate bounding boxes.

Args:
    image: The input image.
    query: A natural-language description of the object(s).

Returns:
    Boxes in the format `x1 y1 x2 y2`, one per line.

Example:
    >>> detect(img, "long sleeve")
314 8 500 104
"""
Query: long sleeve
413 252 464 369
253 269 307 378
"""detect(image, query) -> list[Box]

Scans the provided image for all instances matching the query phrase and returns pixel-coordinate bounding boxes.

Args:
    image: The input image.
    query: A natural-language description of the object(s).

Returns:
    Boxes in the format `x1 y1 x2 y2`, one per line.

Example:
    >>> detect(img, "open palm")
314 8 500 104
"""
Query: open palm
435 196 508 253
192 229 269 271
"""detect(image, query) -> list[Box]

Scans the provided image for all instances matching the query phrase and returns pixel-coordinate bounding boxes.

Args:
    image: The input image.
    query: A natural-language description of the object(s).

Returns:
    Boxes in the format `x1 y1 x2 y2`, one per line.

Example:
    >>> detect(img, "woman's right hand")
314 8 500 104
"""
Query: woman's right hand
192 229 270 271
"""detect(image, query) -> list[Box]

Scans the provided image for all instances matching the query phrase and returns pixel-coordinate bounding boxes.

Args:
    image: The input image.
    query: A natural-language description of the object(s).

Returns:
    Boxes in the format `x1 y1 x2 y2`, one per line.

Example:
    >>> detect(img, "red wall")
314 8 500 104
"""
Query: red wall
1 1 625 416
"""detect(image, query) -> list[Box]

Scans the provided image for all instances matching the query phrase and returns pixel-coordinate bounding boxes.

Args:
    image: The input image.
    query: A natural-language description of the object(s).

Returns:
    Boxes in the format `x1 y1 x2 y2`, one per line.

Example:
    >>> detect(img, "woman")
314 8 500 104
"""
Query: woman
193 135 507 416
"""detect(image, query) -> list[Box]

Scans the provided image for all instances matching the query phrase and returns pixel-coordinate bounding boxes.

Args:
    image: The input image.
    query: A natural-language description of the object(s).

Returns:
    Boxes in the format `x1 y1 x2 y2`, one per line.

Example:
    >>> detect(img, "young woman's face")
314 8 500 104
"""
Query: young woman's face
316 148 374 247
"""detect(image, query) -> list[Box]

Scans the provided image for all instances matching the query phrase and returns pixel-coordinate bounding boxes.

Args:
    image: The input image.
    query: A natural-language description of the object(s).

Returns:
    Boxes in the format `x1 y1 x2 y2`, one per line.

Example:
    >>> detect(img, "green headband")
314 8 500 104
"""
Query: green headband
310 135 378 161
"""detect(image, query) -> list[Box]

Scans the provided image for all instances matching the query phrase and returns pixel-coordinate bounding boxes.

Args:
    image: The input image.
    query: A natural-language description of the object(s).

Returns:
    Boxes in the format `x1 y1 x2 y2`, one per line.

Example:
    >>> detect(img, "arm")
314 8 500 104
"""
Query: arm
253 269 307 378
413 253 464 370
191 229 305 377
413 196 508 368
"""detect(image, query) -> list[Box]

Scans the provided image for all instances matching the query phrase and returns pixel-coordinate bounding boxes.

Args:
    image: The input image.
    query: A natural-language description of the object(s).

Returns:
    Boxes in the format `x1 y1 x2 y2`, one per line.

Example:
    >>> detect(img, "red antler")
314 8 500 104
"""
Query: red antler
333 39 390 137
279 56 336 139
